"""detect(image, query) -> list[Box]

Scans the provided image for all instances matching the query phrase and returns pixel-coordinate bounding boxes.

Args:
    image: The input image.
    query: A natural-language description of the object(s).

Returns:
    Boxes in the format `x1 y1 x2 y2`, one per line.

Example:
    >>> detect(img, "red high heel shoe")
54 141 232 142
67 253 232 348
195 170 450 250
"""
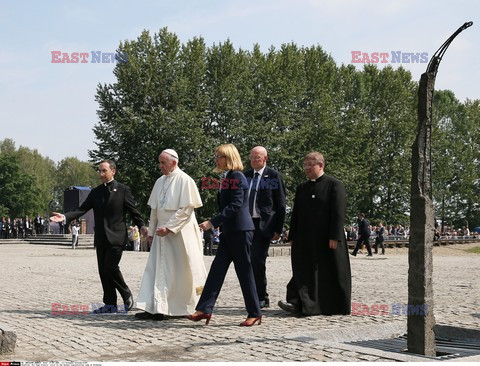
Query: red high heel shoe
186 312 212 325
239 316 262 326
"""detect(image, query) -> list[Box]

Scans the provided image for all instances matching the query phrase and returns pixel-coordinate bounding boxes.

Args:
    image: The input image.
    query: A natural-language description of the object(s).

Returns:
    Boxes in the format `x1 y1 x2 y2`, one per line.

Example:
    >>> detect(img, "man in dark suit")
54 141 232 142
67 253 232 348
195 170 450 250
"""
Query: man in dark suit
34 215 41 235
245 146 286 308
51 160 147 313
351 213 373 257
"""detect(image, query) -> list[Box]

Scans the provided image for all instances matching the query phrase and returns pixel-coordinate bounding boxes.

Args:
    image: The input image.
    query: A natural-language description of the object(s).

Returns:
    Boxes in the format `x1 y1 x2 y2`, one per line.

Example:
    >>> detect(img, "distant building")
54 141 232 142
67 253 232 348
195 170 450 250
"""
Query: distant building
63 186 94 234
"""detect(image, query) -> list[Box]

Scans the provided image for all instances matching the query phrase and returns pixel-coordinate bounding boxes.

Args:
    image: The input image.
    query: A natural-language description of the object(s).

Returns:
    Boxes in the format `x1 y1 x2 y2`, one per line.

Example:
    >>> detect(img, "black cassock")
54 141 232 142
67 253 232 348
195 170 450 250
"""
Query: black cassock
287 174 351 315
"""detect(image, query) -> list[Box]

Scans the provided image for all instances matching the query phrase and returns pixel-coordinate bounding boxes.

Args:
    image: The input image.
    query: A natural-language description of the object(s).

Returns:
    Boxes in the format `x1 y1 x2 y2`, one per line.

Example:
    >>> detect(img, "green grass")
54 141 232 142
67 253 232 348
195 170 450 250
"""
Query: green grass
465 246 480 254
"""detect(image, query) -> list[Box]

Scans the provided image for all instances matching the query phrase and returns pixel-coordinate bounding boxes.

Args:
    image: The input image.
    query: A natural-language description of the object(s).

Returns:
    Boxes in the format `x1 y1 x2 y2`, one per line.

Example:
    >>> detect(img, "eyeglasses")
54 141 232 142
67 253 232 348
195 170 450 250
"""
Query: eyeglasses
215 155 226 160
303 162 319 168
97 169 111 173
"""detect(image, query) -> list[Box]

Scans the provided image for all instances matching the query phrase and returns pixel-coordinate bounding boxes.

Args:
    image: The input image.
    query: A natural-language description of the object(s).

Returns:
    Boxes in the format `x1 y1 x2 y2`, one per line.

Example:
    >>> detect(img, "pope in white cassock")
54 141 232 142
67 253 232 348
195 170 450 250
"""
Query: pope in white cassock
135 149 207 320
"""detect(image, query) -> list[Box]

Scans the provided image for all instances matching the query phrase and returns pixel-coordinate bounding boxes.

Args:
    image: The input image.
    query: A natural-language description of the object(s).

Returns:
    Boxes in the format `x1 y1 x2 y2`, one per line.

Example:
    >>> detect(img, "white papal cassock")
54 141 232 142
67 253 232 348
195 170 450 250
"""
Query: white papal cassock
136 167 207 315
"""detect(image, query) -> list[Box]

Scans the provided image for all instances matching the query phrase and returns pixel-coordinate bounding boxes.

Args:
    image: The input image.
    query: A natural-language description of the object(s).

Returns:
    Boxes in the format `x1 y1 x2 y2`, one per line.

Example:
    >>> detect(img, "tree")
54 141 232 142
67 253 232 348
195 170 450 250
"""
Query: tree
16 146 56 214
0 140 55 217
0 154 43 217
432 91 480 230
0 138 16 155
0 138 106 217
356 65 417 225
90 28 479 227
92 29 216 217
462 99 480 228
54 157 99 209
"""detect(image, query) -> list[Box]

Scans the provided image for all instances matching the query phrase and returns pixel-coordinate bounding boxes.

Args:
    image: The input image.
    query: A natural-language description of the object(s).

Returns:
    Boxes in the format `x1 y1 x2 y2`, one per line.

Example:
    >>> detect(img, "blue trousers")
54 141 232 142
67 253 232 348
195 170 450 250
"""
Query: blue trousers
196 230 261 318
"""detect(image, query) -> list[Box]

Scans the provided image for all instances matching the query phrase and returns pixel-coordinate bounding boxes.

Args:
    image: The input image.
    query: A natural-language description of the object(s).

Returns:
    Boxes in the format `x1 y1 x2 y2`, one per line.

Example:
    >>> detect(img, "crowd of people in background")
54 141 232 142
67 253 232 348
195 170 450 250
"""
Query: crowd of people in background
0 215 70 238
0 215 44 238
2 215 477 247
436 225 474 239
345 223 410 242
195 220 478 257
345 223 476 242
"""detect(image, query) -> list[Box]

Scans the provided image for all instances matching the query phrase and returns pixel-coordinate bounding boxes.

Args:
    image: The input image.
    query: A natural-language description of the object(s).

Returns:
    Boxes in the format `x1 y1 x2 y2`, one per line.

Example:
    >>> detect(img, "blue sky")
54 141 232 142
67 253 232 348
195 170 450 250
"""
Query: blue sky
1 0 478 163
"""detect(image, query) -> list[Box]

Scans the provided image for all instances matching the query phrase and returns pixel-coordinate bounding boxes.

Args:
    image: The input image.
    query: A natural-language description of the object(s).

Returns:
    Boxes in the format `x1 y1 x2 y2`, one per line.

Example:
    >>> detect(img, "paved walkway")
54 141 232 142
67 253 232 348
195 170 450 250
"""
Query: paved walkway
0 242 479 362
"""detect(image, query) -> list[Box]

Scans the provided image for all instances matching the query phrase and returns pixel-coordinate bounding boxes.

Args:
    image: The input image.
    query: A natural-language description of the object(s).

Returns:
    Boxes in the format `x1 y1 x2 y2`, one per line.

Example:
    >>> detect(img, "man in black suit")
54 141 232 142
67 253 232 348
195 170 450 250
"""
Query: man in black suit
33 216 39 235
51 160 147 313
245 146 286 308
351 213 373 257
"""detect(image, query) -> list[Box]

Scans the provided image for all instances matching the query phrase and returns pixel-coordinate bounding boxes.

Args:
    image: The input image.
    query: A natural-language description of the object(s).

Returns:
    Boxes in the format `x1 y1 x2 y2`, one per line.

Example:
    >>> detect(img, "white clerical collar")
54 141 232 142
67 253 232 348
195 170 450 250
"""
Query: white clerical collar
310 172 325 182
103 179 114 186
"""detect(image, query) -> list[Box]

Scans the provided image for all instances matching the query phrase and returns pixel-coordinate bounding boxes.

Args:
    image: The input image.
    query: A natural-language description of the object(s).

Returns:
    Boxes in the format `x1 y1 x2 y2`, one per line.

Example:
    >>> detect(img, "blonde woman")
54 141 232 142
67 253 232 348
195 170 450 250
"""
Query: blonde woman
188 144 261 326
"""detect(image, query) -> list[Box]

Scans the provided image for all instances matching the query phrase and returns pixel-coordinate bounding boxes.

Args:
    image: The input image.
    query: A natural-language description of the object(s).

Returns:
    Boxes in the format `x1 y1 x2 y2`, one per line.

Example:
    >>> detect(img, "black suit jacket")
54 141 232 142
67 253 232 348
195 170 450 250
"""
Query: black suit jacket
244 166 286 238
210 170 254 235
358 218 370 240
65 180 145 247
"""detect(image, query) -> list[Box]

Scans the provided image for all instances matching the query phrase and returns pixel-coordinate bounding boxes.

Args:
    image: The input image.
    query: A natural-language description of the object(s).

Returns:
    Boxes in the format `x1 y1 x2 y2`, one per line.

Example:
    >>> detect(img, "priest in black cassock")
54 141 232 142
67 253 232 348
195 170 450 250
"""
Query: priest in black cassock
278 152 351 315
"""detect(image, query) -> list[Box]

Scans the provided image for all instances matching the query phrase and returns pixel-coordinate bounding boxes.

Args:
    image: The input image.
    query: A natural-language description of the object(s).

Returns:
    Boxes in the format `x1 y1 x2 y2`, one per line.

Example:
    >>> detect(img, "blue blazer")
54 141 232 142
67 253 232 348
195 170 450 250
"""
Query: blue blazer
210 170 254 235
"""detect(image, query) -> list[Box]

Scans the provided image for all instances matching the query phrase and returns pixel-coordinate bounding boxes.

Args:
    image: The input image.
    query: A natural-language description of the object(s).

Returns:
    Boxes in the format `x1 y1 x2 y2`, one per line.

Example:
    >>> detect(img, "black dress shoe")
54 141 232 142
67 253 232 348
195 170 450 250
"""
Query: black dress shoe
278 300 301 314
134 312 164 320
350 252 357 257
124 295 134 311
152 313 165 321
134 311 154 319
